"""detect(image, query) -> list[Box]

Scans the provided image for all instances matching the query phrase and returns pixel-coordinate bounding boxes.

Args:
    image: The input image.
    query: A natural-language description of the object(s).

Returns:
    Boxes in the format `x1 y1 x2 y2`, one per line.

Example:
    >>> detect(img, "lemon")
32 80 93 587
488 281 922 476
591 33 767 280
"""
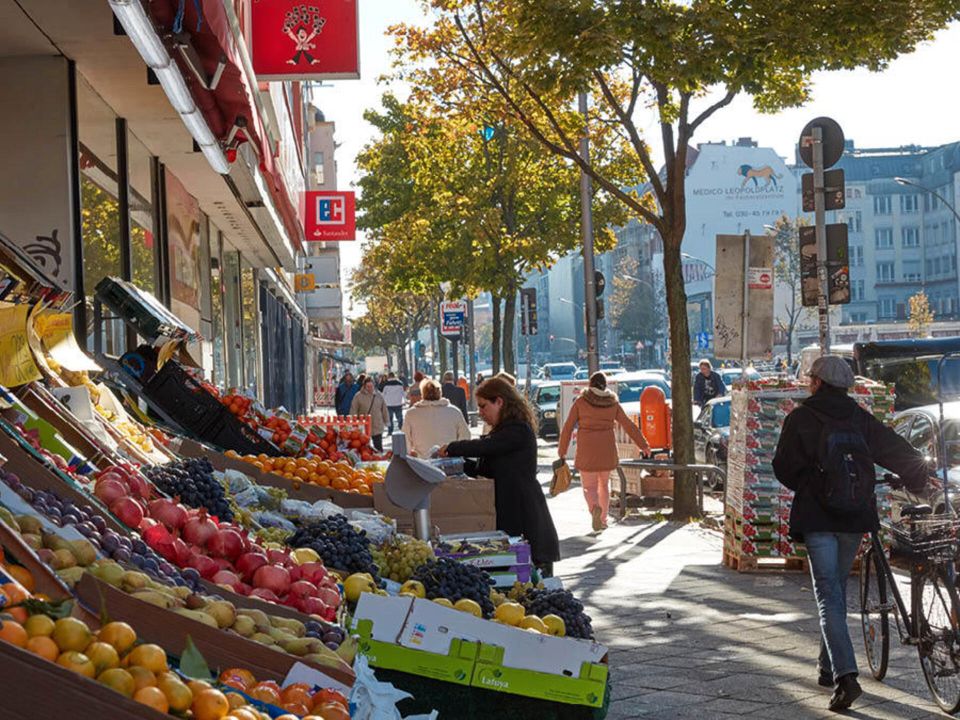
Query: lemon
494 602 526 626
518 615 548 634
542 614 566 637
453 598 482 617
432 598 454 608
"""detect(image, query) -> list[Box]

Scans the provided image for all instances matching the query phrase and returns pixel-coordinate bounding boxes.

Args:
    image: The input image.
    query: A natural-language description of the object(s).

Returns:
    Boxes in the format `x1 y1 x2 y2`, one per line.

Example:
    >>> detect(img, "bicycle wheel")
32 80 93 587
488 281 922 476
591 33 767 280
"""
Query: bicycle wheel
918 571 960 714
859 544 890 680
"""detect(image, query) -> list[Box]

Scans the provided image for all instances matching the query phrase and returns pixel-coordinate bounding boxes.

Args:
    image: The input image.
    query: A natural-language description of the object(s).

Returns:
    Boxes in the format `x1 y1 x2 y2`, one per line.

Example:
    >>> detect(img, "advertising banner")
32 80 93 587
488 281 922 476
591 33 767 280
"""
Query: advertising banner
303 191 356 241
165 169 202 331
251 0 360 81
440 301 467 337
0 304 41 387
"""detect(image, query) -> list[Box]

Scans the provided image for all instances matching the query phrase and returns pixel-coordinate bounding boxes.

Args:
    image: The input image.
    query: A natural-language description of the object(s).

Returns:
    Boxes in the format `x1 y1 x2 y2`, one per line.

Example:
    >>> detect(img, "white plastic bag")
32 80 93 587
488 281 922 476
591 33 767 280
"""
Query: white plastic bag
349 656 439 720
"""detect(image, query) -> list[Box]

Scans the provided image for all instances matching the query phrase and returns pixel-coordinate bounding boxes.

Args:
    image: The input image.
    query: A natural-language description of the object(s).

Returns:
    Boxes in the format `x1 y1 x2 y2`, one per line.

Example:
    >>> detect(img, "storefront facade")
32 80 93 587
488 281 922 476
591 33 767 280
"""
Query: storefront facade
0 0 318 413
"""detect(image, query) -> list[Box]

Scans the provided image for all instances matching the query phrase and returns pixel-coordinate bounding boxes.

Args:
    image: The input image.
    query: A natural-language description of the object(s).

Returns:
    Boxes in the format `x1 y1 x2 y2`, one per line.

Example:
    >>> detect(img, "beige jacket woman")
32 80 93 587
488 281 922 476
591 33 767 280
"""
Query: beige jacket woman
403 398 471 457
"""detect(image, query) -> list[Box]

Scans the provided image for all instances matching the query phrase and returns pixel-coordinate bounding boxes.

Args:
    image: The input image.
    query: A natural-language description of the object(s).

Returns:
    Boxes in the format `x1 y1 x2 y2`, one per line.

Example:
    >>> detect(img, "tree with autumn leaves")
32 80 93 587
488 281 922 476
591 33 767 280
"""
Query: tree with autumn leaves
379 0 960 517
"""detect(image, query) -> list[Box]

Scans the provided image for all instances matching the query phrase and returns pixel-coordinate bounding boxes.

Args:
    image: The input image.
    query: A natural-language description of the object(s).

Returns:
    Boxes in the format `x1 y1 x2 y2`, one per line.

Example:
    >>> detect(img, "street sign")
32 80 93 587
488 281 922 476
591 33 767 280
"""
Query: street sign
595 271 606 298
520 287 538 336
747 267 773 290
802 169 845 212
696 331 711 350
440 300 467 338
798 117 845 169
799 225 851 306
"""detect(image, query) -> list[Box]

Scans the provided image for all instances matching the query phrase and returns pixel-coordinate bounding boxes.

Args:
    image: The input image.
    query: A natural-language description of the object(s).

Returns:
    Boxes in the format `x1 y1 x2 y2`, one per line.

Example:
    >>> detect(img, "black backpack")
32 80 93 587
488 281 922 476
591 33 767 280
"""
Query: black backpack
806 406 877 515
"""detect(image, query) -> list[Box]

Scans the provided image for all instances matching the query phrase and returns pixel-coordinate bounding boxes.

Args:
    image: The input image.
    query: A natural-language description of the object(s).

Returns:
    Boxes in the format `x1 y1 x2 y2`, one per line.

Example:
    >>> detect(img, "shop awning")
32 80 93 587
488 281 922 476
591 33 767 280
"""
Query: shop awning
149 0 304 252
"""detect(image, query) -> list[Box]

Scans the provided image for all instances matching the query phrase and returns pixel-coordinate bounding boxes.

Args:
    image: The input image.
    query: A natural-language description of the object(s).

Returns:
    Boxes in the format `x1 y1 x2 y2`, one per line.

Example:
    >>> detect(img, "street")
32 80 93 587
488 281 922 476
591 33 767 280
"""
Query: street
534 439 944 719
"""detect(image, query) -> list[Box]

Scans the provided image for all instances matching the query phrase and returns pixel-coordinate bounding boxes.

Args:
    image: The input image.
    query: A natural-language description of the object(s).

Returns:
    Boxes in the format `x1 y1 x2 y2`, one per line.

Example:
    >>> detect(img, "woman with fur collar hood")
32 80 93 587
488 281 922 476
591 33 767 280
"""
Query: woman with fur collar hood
559 372 650 531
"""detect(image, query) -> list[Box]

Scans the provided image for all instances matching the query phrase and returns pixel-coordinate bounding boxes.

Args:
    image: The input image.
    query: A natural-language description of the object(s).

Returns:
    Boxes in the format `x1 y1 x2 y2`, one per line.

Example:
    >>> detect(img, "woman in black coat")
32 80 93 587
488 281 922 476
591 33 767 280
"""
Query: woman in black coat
440 376 560 570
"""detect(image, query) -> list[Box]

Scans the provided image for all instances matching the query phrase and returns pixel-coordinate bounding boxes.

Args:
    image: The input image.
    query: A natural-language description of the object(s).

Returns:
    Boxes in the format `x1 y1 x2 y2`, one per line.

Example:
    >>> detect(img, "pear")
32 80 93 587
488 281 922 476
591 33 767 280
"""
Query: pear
204 600 237 629
237 608 270 630
42 531 72 552
280 637 314 656
132 590 176 609
50 548 77 570
336 636 358 664
55 566 85 587
69 539 97 567
91 561 125 588
16 514 41 535
0 507 20 531
120 571 150 592
269 616 305 637
267 626 296 645
251 632 276 646
21 533 42 550
231 615 257 638
175 608 219 629
185 594 207 610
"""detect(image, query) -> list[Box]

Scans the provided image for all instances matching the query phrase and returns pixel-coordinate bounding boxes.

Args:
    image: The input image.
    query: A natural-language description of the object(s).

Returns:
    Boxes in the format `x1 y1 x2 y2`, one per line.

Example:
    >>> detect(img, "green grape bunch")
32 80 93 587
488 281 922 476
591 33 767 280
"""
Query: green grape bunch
376 538 436 583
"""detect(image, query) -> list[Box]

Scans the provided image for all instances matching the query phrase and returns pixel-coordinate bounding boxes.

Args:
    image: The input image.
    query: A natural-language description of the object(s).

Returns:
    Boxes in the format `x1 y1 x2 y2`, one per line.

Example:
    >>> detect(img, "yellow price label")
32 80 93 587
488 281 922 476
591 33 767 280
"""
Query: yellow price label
0 304 42 387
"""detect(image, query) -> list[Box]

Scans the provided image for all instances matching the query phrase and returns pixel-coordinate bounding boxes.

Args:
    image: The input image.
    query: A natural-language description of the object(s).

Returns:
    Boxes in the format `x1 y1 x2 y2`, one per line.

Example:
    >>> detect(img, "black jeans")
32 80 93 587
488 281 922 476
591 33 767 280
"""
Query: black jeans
387 406 403 434
371 433 383 452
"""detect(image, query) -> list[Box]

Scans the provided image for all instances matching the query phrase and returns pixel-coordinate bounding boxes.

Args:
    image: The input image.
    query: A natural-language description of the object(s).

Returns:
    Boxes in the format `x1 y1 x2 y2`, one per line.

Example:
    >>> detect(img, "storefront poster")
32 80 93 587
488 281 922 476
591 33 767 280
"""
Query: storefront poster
0 304 42 387
303 191 356 241
165 169 202 330
251 0 360 81
34 311 101 372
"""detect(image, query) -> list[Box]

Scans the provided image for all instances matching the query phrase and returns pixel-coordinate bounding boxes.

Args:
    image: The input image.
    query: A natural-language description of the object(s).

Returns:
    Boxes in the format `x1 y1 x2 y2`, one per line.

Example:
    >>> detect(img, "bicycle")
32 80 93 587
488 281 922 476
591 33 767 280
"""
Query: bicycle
860 497 960 713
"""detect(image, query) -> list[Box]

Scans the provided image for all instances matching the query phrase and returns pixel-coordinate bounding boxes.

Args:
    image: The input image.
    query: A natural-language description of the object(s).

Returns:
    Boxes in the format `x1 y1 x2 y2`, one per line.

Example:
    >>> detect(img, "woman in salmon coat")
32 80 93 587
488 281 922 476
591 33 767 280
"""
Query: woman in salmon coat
559 372 650 531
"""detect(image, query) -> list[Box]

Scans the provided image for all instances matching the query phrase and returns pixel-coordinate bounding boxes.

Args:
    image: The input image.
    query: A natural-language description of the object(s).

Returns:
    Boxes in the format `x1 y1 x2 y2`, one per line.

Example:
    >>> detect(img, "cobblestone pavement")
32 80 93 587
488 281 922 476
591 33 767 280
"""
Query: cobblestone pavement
535 440 947 719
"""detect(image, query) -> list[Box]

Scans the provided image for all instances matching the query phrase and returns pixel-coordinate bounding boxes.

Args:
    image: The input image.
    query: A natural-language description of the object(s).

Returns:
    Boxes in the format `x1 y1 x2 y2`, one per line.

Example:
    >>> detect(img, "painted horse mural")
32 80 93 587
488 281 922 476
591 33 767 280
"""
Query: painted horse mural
738 165 782 188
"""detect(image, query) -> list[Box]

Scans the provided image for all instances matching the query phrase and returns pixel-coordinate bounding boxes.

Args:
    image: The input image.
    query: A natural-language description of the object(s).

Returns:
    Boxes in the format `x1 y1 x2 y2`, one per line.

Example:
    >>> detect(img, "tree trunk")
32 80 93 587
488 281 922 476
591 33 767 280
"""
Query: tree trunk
662 234 699 519
438 325 448 376
502 285 517 375
397 340 409 380
491 293 502 374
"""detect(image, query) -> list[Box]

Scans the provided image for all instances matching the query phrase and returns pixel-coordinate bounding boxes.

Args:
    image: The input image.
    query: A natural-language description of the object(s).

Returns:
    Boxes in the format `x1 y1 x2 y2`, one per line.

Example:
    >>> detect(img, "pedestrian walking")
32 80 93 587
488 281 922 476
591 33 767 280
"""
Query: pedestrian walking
558 372 651 532
440 377 560 573
693 358 726 407
403 379 470 458
334 371 359 417
381 371 406 434
773 355 928 711
349 377 389 452
441 371 469 420
476 372 484 385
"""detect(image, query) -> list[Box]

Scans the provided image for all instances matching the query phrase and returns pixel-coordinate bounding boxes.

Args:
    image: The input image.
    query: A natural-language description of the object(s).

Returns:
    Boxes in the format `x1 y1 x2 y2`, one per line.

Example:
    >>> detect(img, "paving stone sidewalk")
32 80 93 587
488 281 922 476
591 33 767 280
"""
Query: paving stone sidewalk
537 448 946 719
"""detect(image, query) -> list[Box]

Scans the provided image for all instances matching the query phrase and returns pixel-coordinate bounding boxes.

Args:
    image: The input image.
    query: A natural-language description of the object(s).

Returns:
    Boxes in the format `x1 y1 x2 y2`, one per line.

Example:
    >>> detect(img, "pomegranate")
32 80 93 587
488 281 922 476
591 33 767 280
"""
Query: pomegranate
147 498 188 531
206 528 244 561
288 580 320 601
235 552 269 581
212 570 242 590
110 497 144 529
248 587 280 604
252 564 291 596
182 512 218 546
94 478 128 507
315 586 341 608
188 553 219 580
297 562 328 584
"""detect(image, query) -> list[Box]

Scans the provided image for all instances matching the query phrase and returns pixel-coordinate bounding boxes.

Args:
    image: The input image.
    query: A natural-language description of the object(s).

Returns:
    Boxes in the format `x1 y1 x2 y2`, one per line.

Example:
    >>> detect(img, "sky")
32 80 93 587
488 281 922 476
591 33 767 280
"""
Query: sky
310 5 960 317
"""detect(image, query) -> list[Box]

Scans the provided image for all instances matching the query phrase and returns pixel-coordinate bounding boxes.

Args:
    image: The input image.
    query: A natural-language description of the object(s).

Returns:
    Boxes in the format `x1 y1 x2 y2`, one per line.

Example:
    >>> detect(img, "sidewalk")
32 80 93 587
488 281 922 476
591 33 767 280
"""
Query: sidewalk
539 451 944 719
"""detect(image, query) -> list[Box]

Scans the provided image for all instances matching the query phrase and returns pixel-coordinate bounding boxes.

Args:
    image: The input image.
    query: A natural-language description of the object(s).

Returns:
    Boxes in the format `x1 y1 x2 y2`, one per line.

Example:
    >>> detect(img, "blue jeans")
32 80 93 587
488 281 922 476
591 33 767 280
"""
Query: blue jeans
387 406 403 434
805 532 862 681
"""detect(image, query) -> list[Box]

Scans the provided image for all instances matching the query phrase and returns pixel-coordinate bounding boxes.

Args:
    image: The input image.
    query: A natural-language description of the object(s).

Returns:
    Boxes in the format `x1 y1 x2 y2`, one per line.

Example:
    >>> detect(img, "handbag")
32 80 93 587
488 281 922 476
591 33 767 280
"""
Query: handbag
550 458 572 496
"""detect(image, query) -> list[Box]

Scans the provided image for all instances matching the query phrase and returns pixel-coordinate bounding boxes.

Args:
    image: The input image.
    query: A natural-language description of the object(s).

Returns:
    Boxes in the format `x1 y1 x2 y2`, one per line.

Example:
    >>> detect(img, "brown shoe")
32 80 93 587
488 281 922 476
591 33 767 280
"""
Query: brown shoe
591 505 604 532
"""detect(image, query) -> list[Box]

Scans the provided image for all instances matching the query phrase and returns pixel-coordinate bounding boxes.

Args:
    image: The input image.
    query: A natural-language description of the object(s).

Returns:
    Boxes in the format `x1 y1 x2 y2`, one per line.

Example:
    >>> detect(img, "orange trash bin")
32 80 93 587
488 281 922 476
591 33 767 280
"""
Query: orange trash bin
640 385 669 450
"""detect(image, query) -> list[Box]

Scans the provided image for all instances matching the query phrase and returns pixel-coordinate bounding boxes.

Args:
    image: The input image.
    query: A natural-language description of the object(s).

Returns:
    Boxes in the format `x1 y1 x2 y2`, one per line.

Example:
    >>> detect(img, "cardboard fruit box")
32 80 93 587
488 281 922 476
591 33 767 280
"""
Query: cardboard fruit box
177 438 373 509
74 572 355 688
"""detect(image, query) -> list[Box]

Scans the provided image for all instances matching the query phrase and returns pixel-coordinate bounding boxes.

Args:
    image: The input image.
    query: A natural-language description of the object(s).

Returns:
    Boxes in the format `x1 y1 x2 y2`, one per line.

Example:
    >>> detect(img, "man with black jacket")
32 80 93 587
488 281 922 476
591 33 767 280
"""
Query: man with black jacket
693 359 726 407
773 356 929 711
442 371 469 421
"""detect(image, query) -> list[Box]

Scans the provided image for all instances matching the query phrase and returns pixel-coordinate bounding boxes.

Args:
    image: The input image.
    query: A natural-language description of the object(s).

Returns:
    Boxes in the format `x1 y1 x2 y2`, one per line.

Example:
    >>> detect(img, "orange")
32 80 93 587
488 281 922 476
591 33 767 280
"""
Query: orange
192 687 231 720
23 614 55 638
0 582 28 606
225 691 247 710
281 682 313 704
219 667 256 691
85 640 120 672
133 686 170 713
248 682 281 705
281 702 311 716
98 667 136 697
56 650 96 678
158 675 194 712
231 709 261 720
275 715 300 720
6 605 27 623
5 565 35 592
313 702 350 720
98 621 137 654
52 617 93 652
26 635 58 660
126 643 168 673
0 619 28 647
127 665 157 691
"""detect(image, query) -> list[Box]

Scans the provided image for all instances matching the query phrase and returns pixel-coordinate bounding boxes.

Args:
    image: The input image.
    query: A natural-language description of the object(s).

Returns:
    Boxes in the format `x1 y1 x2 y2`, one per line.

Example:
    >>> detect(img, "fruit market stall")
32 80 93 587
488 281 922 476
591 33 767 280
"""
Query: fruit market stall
723 376 896 572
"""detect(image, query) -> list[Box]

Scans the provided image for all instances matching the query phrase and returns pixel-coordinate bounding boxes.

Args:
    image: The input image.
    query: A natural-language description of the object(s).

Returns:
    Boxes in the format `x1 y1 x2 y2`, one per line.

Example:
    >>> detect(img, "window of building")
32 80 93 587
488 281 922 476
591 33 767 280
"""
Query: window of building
875 228 893 248
902 226 920 247
873 195 892 215
313 151 325 186
900 194 919 213
128 131 156 295
852 245 864 267
851 279 865 301
876 262 895 282
902 260 921 283
849 312 868 323
845 211 862 233
878 296 896 318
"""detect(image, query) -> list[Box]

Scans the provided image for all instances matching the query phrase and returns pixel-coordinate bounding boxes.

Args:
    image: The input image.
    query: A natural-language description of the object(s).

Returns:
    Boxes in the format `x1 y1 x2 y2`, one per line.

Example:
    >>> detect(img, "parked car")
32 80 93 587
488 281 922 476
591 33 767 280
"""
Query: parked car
541 362 578 381
693 396 730 490
532 382 561 438
574 368 589 380
599 360 627 374
717 366 761 387
611 371 673 418
890 403 959 524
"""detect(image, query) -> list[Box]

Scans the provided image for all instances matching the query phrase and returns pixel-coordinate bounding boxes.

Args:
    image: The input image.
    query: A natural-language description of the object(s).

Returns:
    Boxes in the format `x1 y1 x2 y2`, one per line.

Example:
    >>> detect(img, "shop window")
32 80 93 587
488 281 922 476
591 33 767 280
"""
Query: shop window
209 229 226 387
222 249 243 389
128 131 156 294
77 75 122 352
240 257 259 394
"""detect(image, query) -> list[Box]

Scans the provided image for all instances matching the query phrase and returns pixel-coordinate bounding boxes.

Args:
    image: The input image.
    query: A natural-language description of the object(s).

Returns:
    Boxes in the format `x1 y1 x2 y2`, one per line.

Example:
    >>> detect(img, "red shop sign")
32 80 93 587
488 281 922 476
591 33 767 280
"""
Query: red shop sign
251 0 360 81
303 191 356 241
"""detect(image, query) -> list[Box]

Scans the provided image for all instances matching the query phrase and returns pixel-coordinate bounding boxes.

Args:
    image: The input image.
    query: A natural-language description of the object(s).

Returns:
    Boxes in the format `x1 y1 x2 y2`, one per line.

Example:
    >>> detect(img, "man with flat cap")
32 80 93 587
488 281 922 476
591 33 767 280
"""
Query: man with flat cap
773 356 929 712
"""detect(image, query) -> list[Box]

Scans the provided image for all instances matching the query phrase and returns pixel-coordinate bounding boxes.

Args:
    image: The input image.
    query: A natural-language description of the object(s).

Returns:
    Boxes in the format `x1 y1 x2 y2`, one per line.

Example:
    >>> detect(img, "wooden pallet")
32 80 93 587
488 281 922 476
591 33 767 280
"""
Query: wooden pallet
723 550 809 573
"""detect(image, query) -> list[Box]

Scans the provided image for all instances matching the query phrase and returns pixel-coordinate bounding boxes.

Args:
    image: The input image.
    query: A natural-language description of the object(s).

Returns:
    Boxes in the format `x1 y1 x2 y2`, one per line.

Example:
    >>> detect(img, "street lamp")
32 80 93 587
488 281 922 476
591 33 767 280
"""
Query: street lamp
680 252 716 277
558 297 583 310
894 177 960 225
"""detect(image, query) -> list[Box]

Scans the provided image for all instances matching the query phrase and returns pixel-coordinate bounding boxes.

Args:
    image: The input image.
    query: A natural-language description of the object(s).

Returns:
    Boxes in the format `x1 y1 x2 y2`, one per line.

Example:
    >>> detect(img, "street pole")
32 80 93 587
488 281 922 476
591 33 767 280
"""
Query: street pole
452 336 459 382
578 91 600 375
467 298 477 410
741 230 751 376
525 336 533 400
813 126 831 353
